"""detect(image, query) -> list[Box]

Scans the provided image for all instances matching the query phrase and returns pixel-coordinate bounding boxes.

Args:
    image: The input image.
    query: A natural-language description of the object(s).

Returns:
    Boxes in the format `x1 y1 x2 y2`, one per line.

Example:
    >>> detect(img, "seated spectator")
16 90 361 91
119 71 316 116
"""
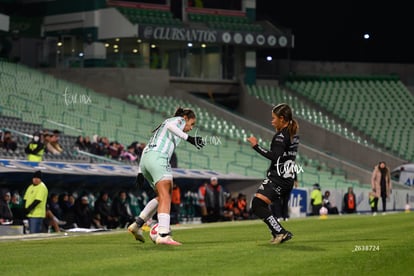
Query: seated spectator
94 191 117 229
90 135 108 156
42 133 51 153
120 145 138 162
100 137 111 157
0 191 13 224
83 136 92 152
74 136 87 151
0 131 17 151
111 190 134 228
108 141 123 160
74 196 98 229
41 129 50 141
58 193 70 214
234 193 250 220
89 134 100 155
129 142 146 159
44 209 62 233
58 193 76 228
223 194 235 221
9 191 23 208
48 193 63 219
45 193 67 231
127 191 141 219
8 191 26 228
343 187 357 214
47 132 63 155
323 190 339 214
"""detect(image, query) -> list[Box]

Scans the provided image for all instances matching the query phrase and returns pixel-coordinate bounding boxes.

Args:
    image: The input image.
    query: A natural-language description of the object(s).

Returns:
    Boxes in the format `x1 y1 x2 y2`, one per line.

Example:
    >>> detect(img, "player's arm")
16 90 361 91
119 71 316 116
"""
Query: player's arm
247 135 284 161
165 119 205 149
165 120 189 140
252 143 284 161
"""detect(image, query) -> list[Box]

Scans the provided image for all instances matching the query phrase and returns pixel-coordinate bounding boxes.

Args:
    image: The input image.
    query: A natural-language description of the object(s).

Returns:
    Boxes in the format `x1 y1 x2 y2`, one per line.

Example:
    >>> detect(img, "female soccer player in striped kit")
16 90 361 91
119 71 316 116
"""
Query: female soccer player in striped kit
247 103 299 244
128 107 204 245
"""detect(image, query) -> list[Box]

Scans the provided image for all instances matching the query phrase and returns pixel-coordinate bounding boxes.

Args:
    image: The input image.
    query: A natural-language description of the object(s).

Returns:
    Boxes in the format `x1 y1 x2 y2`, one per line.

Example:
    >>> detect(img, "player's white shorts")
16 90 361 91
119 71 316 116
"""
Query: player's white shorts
140 151 173 189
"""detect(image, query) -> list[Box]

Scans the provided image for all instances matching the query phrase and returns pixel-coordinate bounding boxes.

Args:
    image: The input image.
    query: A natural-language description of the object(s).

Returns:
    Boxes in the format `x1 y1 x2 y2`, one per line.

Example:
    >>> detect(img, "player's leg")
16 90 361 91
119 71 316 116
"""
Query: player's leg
154 179 181 245
136 151 181 245
128 152 157 242
252 195 291 243
128 196 159 242
282 191 290 220
251 179 292 244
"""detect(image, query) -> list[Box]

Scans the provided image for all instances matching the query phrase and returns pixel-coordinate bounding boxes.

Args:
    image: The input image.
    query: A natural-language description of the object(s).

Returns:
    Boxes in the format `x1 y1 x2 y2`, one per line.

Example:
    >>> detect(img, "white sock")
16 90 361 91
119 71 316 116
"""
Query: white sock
139 198 159 221
157 213 170 235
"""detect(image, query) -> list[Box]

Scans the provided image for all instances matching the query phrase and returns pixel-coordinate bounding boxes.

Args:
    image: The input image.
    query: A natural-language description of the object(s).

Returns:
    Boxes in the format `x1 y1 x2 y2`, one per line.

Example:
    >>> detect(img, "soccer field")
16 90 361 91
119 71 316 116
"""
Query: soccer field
1 212 413 276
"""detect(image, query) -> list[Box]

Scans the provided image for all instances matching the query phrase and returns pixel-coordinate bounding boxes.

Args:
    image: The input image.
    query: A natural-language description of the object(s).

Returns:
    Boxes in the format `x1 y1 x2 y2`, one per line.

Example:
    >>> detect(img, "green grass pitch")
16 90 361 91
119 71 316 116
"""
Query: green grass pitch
1 212 413 275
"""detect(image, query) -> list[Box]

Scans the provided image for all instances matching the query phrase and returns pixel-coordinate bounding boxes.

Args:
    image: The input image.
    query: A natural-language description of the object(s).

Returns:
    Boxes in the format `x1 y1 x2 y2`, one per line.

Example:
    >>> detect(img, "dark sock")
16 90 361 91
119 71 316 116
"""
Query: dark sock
264 215 285 237
252 197 285 236
136 217 145 228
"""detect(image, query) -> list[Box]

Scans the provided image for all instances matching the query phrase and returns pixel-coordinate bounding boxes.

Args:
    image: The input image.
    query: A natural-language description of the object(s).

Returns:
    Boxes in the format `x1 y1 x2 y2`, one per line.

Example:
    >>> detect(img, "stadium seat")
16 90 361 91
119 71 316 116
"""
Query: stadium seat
283 76 414 161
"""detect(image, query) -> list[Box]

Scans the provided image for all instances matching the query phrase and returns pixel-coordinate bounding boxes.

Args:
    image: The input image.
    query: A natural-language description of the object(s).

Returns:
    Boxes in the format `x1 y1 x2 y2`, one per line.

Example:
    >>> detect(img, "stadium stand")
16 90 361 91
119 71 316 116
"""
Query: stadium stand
0 60 358 188
126 93 357 188
186 8 263 32
283 76 414 161
114 5 182 26
246 84 374 149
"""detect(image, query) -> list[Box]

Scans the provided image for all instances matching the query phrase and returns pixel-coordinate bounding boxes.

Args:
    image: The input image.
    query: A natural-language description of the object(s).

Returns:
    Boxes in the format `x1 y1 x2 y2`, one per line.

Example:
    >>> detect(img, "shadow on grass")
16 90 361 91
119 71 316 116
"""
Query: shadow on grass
129 241 184 251
258 243 326 252
321 238 387 242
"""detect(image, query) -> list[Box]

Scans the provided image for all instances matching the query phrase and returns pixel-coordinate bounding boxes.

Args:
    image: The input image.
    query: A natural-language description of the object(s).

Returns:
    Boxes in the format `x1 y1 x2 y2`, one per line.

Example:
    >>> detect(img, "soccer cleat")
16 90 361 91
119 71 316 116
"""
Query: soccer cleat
280 231 293 243
155 235 182 246
127 222 145 243
271 231 293 244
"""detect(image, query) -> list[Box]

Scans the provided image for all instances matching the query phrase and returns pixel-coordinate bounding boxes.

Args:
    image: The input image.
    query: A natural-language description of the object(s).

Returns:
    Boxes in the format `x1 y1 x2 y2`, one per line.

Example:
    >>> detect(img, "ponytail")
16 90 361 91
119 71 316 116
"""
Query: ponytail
288 119 299 140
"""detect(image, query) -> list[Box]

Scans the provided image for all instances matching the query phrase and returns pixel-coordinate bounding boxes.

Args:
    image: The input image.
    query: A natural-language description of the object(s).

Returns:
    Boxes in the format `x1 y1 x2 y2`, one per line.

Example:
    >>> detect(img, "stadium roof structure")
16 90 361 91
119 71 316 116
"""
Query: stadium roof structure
108 0 294 49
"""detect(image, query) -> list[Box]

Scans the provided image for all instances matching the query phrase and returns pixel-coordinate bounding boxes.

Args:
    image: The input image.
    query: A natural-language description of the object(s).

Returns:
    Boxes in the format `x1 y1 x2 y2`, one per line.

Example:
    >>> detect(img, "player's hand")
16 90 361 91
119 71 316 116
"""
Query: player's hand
135 173 145 189
247 136 258 147
187 136 205 149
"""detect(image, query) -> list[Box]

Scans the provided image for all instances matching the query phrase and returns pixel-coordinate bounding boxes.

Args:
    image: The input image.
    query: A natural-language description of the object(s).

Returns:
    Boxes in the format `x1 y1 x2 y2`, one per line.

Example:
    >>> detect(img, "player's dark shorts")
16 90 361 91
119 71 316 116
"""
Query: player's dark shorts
256 178 293 202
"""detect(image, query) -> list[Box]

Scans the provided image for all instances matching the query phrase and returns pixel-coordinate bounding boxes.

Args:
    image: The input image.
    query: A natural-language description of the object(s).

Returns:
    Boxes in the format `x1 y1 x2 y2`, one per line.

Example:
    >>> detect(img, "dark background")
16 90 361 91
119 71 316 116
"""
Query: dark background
256 0 413 63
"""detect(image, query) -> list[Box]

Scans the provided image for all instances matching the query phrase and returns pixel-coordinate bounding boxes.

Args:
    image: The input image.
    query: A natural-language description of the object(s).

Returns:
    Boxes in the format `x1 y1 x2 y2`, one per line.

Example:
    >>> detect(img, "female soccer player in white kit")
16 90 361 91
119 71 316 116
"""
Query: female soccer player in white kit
128 107 204 245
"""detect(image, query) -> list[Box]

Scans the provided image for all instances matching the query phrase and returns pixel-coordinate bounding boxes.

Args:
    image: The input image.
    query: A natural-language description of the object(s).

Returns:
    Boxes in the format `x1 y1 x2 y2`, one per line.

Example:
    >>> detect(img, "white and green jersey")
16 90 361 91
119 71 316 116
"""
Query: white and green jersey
143 116 188 160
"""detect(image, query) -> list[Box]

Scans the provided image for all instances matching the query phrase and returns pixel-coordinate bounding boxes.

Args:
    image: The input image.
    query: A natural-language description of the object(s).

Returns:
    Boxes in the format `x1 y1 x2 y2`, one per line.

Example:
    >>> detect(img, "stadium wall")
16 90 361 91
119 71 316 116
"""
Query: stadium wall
41 67 170 99
275 59 414 85
292 187 414 216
